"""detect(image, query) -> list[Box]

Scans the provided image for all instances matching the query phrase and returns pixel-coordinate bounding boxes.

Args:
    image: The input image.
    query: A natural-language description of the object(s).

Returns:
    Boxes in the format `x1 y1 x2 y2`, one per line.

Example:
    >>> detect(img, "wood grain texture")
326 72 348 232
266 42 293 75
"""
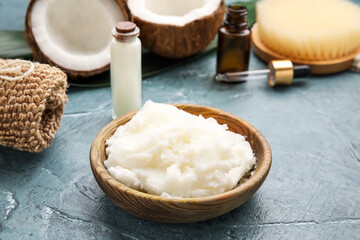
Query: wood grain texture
90 104 272 223
251 24 360 75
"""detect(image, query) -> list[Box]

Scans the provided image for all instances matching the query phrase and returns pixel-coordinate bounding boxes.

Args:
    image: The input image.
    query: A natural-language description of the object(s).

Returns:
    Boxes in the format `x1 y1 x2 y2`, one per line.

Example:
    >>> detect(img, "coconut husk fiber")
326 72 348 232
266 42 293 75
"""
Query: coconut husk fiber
0 59 68 152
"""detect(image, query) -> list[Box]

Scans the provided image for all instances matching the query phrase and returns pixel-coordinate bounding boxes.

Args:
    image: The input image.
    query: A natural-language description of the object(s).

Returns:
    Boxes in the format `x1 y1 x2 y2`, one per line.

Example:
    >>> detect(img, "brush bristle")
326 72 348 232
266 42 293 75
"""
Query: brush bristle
256 0 360 61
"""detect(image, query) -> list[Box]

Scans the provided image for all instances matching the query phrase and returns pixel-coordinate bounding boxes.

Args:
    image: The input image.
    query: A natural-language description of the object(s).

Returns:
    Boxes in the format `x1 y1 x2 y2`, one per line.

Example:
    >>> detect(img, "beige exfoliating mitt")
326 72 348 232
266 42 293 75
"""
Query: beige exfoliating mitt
0 59 68 152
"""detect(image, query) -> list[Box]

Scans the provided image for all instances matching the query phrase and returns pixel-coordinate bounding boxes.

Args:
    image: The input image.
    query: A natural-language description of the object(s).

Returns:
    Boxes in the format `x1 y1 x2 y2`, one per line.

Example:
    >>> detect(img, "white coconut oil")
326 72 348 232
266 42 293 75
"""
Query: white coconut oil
105 101 256 198
111 22 142 119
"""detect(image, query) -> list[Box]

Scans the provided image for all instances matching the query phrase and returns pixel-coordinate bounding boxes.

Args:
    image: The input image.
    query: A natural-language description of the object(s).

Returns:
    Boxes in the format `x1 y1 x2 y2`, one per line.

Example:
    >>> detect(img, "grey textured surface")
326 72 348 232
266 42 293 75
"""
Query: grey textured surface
1 0 360 239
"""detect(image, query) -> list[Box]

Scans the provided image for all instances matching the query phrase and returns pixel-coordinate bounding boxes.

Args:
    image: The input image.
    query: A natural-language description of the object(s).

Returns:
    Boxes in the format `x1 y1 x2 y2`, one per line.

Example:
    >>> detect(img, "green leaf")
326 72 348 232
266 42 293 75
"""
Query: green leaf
69 72 111 88
0 31 33 59
142 38 217 79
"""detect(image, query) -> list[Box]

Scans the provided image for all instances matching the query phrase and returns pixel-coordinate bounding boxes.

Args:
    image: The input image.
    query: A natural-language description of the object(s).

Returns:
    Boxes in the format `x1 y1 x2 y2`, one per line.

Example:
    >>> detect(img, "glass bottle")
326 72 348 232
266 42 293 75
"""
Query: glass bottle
216 5 251 74
111 21 142 119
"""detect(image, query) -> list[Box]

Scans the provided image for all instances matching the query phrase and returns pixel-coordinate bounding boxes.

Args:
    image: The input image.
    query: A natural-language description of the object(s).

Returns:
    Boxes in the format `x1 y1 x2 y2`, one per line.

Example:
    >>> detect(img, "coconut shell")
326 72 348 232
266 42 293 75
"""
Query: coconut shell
124 0 225 59
25 0 131 79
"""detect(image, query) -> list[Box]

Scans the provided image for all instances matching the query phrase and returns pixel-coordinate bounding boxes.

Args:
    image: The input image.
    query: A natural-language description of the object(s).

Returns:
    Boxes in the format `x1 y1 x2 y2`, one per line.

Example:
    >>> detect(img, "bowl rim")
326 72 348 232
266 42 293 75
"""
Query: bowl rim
90 103 272 204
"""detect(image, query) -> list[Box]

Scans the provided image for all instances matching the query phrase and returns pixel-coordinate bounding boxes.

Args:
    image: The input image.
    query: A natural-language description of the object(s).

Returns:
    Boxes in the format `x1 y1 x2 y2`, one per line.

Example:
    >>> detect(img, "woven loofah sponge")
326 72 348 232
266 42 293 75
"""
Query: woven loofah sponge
256 0 360 61
0 59 68 152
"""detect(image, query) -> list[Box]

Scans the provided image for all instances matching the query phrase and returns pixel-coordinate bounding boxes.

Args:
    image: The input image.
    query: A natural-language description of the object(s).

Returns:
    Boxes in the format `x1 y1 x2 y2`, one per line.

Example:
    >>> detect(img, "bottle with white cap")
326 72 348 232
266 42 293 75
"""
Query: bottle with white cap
111 21 142 119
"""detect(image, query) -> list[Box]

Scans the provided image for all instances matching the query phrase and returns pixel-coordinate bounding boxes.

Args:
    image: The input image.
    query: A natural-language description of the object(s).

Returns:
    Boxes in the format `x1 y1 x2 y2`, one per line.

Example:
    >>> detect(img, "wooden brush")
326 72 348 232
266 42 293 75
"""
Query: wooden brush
256 0 360 61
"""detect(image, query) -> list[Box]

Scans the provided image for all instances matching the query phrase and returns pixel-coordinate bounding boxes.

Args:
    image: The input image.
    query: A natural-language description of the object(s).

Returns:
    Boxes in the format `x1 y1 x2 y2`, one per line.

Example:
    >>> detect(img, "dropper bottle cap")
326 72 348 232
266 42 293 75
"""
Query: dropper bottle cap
268 60 311 87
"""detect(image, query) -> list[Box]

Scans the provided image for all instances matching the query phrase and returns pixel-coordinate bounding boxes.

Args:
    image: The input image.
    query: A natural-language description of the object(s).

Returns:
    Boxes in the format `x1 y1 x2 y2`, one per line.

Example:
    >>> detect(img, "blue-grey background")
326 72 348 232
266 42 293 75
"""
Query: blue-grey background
1 0 360 239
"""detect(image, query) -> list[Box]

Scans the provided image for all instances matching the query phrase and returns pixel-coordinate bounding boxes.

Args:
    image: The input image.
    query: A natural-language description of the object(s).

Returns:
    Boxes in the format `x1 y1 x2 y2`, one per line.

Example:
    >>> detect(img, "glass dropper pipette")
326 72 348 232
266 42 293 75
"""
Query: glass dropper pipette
215 60 311 87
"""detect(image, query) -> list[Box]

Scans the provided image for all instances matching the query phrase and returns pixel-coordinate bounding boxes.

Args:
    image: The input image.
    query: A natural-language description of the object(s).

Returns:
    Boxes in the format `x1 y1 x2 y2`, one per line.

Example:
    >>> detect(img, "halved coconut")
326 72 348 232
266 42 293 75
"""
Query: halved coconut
25 0 130 78
124 0 225 58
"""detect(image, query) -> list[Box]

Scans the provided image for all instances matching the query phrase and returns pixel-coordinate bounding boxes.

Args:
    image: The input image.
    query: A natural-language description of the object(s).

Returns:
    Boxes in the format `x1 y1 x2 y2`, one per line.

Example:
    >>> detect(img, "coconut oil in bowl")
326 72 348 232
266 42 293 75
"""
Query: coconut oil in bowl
90 103 272 223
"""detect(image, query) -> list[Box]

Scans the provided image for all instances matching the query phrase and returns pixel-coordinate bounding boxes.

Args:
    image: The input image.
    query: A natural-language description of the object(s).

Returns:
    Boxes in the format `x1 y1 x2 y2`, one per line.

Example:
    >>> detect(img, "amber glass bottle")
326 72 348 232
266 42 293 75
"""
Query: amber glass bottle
216 5 251 74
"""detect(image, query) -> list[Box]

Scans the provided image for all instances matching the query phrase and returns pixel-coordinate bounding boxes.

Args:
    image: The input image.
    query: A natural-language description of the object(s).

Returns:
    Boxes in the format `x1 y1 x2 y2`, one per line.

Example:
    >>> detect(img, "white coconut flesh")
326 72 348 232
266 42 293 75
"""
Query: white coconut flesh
128 0 221 26
30 0 125 72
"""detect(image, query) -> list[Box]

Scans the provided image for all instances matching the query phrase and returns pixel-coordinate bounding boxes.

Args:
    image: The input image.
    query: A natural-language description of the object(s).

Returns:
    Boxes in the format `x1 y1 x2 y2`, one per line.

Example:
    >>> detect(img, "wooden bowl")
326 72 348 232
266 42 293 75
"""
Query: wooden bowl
90 104 272 223
251 23 360 75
